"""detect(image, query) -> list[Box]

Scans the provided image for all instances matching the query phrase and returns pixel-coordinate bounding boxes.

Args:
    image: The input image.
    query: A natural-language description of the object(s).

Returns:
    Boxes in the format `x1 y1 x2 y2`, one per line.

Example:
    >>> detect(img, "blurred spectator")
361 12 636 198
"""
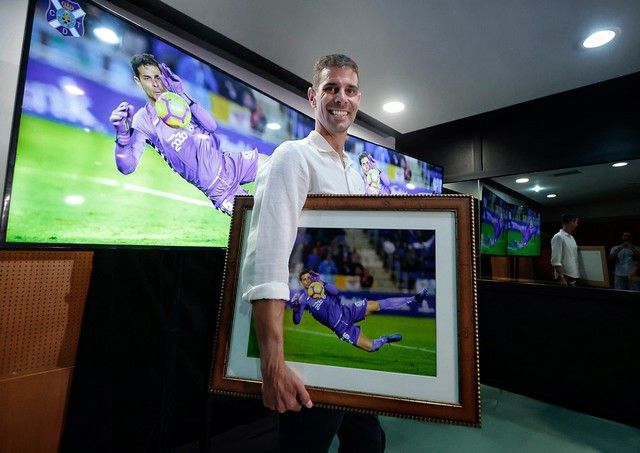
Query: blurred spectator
318 255 339 276
241 89 267 133
360 269 374 289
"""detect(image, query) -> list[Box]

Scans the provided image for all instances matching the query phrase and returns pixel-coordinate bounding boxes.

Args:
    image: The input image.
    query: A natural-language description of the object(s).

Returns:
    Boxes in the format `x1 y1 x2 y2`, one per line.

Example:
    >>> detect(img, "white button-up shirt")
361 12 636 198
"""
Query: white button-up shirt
242 131 365 302
550 229 580 279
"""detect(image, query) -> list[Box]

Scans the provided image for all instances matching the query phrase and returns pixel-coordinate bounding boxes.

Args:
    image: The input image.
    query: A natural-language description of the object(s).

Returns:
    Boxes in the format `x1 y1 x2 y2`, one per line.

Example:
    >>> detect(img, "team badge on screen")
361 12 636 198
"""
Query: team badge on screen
46 0 86 37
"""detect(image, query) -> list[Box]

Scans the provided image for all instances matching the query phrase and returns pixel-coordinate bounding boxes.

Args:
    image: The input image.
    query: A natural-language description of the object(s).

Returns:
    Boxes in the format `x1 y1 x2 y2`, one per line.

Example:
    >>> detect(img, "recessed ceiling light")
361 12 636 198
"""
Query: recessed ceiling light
515 177 529 183
546 193 557 198
266 122 281 130
383 101 405 113
612 161 628 167
94 27 120 44
532 185 543 192
583 29 616 48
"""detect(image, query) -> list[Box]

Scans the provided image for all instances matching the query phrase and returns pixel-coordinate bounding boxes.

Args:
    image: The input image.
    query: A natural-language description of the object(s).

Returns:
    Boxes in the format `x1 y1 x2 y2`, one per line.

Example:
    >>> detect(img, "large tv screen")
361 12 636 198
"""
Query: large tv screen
507 205 541 257
480 187 508 256
2 0 442 248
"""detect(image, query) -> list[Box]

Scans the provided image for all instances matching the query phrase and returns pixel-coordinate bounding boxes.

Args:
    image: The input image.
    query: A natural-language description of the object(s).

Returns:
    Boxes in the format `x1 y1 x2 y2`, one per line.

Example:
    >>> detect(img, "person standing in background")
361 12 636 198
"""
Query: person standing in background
609 231 640 290
550 214 580 286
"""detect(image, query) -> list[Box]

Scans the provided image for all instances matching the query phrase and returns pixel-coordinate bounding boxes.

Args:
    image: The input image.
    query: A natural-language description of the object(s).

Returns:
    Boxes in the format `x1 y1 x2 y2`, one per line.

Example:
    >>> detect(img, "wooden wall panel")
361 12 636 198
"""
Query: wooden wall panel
0 251 92 452
0 369 72 453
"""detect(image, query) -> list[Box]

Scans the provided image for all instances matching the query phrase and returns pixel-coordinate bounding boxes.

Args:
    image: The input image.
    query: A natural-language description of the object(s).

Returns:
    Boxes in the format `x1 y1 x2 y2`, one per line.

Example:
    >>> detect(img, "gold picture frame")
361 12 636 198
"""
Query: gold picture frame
210 194 480 426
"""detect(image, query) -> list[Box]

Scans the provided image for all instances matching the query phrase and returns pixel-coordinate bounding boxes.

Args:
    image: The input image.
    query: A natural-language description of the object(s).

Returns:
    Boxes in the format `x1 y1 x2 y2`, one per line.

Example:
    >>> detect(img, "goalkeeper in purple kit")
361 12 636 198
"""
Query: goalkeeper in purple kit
291 270 429 352
109 53 259 215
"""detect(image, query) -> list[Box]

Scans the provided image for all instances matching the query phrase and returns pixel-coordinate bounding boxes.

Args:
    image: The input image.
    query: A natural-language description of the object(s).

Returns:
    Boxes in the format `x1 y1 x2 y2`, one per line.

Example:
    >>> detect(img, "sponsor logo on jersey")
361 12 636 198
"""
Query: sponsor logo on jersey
167 131 189 152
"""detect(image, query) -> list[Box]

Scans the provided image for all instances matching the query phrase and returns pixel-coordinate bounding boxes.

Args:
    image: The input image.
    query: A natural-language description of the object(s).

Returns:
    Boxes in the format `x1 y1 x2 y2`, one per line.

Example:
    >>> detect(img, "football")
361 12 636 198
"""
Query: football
155 92 191 128
366 169 381 190
307 281 325 299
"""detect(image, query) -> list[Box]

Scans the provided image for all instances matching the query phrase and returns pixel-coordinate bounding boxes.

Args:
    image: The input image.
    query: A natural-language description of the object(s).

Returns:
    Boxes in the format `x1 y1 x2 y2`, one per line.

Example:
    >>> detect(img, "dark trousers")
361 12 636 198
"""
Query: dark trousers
279 408 385 453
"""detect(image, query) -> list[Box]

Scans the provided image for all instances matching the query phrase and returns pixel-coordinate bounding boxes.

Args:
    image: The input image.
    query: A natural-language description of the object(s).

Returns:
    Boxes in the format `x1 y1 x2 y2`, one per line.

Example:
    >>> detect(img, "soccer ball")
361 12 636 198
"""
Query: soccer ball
307 281 325 299
366 169 381 191
155 92 192 128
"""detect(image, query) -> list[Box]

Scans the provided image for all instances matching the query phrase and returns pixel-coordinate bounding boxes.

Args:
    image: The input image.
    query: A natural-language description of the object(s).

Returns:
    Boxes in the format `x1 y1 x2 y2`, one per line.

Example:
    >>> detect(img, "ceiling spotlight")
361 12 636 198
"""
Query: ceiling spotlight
383 101 405 113
546 193 557 199
266 122 281 130
583 29 616 48
612 161 628 167
515 177 529 183
94 27 121 44
532 185 543 192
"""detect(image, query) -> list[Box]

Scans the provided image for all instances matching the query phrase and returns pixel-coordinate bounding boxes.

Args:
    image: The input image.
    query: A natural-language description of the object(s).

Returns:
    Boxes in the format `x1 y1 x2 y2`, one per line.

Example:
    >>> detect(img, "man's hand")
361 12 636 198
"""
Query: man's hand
252 298 312 412
261 356 312 413
159 63 185 96
109 102 133 137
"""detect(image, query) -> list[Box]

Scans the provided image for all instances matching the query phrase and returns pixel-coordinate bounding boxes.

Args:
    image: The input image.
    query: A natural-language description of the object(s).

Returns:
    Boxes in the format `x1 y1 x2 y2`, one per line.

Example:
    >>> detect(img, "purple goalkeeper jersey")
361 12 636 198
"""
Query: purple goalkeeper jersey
114 102 257 212
293 284 365 335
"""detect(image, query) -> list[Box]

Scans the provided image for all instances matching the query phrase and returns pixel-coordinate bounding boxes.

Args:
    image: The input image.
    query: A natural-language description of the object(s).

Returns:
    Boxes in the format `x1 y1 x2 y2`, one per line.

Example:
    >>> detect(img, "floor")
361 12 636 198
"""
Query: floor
328 385 640 453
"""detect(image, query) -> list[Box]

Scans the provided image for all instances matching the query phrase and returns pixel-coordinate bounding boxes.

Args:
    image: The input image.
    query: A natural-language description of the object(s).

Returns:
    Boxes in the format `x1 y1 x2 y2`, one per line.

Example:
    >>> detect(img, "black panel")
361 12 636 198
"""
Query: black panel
478 280 640 428
398 72 640 181
62 249 273 451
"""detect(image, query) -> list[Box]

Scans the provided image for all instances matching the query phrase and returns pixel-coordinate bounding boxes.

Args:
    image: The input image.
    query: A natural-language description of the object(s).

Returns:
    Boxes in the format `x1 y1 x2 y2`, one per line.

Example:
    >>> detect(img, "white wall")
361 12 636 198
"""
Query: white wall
0 0 30 208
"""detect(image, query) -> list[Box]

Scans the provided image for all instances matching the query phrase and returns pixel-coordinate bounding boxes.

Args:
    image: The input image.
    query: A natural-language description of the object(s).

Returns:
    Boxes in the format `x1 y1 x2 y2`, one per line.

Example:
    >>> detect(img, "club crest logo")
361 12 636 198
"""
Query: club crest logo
46 0 86 37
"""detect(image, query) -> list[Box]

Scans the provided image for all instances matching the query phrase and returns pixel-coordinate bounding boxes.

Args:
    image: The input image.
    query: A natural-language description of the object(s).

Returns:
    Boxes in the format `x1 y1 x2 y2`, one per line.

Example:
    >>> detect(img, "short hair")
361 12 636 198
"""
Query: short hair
359 153 370 164
130 53 160 77
561 213 578 225
312 54 359 89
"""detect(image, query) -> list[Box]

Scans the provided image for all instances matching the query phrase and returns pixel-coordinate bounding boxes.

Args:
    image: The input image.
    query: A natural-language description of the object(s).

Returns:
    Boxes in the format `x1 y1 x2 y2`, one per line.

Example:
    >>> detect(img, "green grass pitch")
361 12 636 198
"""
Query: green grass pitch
6 115 252 247
507 229 541 256
480 221 507 255
247 312 437 377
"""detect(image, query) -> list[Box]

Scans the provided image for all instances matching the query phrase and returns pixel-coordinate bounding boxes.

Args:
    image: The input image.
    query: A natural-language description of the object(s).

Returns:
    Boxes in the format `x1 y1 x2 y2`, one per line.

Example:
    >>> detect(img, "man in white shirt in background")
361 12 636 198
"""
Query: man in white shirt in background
550 214 581 286
241 54 385 452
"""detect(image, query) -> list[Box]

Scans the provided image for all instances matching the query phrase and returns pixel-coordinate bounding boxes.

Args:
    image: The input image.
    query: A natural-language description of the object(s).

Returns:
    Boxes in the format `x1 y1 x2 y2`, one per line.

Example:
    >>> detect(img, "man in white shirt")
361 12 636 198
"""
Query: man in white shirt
242 55 384 452
550 214 580 286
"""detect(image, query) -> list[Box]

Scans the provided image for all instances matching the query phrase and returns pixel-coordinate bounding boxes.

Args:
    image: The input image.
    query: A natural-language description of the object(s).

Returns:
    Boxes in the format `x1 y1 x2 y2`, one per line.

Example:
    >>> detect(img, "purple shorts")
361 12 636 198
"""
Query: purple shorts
334 298 367 345
205 149 258 213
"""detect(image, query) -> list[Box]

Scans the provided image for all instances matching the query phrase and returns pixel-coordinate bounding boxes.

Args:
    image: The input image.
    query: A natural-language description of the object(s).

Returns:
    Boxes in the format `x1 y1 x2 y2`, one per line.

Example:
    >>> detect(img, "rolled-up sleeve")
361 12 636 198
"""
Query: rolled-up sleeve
242 143 310 302
550 234 563 267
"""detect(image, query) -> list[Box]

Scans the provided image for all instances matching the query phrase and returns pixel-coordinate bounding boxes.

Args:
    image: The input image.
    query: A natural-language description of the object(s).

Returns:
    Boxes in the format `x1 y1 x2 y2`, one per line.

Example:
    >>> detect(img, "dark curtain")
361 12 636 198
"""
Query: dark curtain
62 248 273 452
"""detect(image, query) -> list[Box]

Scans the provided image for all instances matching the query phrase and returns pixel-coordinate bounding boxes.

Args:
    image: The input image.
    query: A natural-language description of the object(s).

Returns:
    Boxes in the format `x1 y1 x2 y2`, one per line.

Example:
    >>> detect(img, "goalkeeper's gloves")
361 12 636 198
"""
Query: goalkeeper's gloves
110 102 134 144
159 63 192 103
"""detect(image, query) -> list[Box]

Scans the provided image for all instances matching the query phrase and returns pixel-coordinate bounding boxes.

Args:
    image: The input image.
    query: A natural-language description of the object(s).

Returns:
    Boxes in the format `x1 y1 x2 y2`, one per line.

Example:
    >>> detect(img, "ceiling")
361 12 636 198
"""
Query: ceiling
159 0 640 135
491 159 640 207
153 1 640 209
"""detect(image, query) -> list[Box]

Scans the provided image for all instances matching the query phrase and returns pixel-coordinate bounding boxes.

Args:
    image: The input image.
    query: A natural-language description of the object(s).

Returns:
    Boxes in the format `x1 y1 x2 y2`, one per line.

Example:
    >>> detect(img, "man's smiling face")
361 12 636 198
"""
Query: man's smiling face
308 66 361 137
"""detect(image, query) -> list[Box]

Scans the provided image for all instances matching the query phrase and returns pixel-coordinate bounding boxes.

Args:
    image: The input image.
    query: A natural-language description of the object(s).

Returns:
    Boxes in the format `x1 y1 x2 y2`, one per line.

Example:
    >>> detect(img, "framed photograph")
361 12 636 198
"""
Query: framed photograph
210 195 480 425
578 246 610 288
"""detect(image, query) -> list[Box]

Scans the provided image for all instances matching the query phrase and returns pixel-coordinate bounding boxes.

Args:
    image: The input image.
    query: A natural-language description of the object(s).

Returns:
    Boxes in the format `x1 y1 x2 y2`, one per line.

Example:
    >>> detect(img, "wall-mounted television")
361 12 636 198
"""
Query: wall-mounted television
1 0 442 248
480 187 508 255
507 205 541 257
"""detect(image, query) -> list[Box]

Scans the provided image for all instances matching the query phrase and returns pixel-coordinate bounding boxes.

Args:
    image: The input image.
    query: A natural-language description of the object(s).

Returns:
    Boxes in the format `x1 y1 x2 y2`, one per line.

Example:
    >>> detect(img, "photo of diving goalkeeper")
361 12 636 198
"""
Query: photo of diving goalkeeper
109 53 260 215
290 270 429 352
